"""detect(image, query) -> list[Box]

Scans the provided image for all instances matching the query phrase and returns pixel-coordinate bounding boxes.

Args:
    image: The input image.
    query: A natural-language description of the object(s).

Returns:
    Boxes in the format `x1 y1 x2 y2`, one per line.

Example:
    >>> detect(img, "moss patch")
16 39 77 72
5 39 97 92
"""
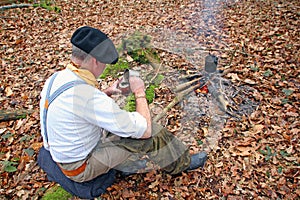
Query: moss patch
123 77 164 112
42 185 72 200
99 58 130 79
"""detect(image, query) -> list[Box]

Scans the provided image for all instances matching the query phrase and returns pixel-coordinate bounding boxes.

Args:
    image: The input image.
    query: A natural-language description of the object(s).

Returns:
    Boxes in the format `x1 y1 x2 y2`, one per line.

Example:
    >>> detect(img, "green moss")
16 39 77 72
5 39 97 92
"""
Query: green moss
123 94 136 112
42 185 72 200
33 0 61 13
145 85 156 103
129 49 149 64
152 74 164 86
123 82 162 112
99 58 130 79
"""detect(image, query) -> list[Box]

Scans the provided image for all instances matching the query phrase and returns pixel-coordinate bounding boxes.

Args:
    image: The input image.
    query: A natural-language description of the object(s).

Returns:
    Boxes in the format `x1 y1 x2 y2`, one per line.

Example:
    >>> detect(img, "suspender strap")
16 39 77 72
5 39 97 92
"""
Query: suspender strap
43 73 85 147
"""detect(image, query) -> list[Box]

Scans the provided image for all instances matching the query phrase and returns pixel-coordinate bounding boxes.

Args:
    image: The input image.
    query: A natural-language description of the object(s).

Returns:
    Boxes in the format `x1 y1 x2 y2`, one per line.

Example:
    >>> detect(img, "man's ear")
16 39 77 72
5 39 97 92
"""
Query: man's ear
91 57 98 65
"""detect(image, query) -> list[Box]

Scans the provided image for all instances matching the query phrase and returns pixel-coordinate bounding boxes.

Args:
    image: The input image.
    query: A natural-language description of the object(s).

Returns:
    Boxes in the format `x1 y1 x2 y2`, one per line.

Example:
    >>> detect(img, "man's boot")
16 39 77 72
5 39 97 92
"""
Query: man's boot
186 151 208 170
118 151 207 176
117 159 148 177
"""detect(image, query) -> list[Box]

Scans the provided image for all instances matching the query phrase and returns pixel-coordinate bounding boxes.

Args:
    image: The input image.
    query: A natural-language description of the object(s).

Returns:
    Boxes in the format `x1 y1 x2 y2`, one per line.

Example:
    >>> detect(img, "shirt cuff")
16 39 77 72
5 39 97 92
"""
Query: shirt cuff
129 112 147 138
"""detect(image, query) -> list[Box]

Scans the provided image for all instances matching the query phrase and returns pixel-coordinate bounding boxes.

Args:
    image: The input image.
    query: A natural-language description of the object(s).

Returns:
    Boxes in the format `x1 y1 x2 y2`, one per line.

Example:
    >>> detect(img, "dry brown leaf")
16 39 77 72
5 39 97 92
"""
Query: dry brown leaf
243 78 256 85
5 86 13 97
1 0 299 199
31 142 43 151
234 146 253 156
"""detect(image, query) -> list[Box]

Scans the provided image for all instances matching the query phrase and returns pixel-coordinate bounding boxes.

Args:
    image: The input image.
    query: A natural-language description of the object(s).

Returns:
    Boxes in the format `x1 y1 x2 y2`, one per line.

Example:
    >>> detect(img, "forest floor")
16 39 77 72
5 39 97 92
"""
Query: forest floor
0 0 299 199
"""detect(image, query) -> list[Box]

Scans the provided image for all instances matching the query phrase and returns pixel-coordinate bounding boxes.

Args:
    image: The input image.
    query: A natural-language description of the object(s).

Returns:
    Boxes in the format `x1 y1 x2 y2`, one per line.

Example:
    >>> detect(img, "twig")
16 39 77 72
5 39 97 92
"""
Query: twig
194 46 254 57
149 62 163 84
153 45 254 58
0 3 32 11
14 160 37 187
153 81 205 122
178 72 201 80
227 45 238 67
0 16 16 19
144 51 164 85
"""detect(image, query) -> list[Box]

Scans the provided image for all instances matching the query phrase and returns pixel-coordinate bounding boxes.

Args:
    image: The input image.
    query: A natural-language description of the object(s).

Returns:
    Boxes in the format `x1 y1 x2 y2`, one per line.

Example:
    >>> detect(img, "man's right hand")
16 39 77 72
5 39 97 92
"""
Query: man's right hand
129 76 145 94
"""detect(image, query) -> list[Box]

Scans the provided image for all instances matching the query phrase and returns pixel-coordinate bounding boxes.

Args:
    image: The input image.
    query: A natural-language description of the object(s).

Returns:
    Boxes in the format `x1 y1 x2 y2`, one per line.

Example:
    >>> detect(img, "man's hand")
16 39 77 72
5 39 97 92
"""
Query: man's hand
103 79 122 96
129 76 145 94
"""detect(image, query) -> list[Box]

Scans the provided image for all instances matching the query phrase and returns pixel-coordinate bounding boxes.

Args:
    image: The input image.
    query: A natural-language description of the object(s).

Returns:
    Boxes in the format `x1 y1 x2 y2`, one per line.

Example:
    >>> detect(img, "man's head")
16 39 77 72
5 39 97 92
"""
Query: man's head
71 26 119 64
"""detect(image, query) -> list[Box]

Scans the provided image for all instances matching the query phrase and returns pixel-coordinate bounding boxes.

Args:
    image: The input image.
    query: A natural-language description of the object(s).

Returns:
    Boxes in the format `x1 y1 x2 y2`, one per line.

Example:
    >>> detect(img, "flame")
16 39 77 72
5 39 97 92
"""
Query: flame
195 85 209 94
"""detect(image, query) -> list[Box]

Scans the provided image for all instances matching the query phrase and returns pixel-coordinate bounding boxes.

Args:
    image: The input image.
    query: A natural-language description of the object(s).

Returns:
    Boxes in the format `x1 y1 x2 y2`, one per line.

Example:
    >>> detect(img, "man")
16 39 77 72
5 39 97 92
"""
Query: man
37 26 207 199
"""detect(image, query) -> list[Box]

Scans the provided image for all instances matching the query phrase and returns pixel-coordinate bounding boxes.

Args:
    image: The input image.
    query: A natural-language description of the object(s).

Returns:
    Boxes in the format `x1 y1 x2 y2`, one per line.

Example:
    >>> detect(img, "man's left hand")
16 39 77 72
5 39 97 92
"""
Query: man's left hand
103 79 122 96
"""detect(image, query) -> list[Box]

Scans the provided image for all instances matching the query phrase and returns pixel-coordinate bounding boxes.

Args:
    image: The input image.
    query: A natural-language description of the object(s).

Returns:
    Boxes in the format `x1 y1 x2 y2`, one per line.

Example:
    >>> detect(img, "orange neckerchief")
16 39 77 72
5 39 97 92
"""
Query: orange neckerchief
66 62 98 87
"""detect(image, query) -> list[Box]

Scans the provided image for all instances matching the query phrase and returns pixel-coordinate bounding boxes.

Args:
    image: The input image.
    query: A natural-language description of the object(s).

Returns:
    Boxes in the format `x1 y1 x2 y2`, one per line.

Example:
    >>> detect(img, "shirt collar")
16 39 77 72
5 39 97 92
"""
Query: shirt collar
66 62 98 87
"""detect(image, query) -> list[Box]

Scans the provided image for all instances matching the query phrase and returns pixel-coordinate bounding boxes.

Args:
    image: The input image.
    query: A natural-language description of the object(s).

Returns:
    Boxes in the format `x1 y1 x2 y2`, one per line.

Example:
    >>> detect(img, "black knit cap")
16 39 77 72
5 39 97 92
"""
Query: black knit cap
71 26 119 64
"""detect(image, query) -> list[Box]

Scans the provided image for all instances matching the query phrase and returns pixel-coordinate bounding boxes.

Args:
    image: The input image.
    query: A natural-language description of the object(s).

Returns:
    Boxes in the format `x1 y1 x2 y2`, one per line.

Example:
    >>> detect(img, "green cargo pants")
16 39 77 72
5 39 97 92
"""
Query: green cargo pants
60 123 191 182
112 122 191 175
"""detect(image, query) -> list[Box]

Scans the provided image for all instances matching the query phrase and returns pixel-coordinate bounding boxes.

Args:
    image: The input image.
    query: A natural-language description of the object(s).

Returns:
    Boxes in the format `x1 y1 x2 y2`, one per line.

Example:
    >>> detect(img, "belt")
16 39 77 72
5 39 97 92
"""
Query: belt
59 161 87 177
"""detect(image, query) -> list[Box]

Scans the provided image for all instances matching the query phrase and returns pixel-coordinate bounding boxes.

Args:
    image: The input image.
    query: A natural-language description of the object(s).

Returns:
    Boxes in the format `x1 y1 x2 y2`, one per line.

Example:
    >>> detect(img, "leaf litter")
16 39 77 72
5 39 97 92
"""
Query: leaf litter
0 0 299 199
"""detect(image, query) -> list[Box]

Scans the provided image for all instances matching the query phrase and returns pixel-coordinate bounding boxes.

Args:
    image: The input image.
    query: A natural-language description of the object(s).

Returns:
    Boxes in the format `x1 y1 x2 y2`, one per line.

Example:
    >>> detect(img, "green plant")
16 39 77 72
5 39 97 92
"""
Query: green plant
282 88 293 96
1 132 13 139
123 94 136 112
279 150 289 157
1 160 18 173
263 69 273 77
120 31 152 52
151 74 164 86
281 98 290 105
33 0 61 13
118 31 159 64
145 85 156 104
129 49 149 64
24 148 35 157
197 139 203 145
259 145 276 161
250 65 259 72
19 135 35 143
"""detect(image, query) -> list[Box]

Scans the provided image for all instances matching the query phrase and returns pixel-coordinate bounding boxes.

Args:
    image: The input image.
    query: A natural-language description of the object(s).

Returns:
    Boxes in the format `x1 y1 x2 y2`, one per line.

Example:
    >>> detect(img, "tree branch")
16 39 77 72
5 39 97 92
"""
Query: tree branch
0 110 33 122
0 3 32 11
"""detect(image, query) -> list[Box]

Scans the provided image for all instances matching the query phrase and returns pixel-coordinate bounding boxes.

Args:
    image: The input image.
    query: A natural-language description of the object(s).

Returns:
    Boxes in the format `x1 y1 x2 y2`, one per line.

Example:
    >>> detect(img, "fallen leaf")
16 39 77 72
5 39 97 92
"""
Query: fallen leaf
5 86 13 97
243 78 256 85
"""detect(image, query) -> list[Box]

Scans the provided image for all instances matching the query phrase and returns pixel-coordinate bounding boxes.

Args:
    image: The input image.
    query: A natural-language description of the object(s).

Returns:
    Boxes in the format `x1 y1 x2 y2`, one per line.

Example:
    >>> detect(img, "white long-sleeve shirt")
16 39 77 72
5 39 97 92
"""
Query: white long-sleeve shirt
39 68 147 163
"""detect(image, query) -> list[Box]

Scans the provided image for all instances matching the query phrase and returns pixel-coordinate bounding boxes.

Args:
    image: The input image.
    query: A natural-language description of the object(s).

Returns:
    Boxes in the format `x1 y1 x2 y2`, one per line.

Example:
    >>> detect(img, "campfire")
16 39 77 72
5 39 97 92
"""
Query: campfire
153 54 260 152
154 54 259 122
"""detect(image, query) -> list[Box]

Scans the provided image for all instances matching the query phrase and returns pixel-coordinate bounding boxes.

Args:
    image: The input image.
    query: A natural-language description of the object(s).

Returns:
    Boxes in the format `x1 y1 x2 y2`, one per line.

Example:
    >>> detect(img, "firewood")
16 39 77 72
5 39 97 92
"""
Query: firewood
153 81 205 122
174 77 202 93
